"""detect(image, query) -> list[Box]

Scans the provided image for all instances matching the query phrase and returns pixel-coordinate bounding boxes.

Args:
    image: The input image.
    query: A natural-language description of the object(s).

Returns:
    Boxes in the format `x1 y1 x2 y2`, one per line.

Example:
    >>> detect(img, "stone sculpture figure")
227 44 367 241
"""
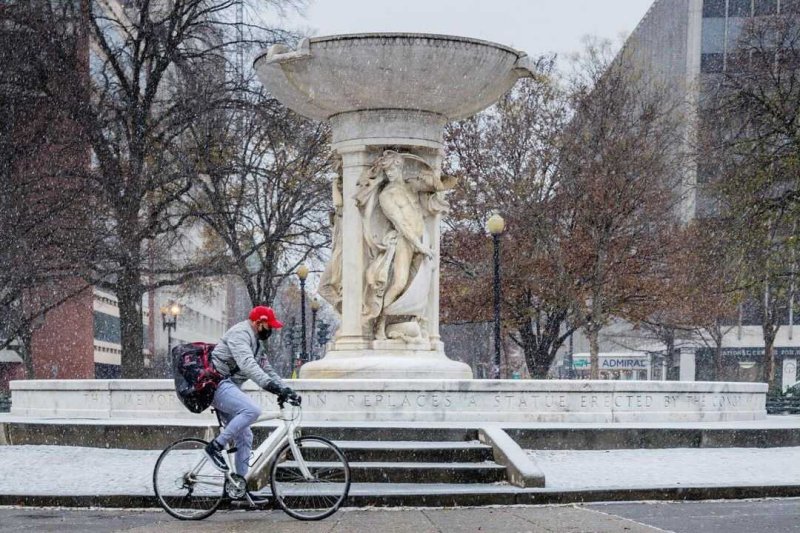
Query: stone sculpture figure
318 159 343 314
355 150 454 342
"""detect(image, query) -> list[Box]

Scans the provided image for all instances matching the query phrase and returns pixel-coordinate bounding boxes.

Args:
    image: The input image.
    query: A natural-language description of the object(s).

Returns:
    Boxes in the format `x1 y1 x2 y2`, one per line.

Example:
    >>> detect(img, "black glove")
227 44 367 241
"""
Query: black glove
278 386 302 406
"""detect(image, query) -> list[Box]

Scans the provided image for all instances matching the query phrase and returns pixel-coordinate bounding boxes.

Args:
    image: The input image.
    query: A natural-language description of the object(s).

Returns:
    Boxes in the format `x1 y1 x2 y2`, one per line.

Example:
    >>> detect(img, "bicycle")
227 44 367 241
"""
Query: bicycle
153 395 351 521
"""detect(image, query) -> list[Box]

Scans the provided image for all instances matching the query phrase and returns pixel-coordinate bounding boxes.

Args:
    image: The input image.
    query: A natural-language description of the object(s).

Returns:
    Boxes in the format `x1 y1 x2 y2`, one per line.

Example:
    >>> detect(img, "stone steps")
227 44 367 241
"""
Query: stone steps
301 440 494 463
298 425 480 442
347 461 506 484
293 427 508 485
275 460 507 484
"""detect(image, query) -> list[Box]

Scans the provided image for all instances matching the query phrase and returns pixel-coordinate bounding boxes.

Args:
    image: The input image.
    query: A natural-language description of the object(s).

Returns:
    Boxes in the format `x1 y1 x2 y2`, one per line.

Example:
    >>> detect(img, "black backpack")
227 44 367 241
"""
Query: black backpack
172 342 222 413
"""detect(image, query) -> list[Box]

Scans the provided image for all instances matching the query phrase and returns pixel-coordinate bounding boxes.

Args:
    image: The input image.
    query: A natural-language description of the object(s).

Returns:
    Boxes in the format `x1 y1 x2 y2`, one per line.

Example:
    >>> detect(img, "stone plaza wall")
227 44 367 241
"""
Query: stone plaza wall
9 379 767 423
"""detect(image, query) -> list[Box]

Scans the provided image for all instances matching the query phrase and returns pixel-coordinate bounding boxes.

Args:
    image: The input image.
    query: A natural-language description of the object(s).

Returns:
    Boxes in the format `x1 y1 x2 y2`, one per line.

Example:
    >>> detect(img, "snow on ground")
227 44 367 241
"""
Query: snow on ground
0 446 159 496
1 445 799 496
527 447 800 490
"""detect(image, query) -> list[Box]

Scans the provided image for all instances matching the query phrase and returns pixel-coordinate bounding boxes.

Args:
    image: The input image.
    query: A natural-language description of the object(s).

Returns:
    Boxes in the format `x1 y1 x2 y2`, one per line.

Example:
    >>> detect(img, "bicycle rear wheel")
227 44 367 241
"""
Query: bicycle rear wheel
270 435 351 520
153 438 225 520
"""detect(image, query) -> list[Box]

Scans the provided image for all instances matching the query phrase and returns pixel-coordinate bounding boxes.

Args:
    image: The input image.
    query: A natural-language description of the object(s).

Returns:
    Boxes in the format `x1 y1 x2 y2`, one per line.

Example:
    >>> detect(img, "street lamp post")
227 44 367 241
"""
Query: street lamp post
297 264 309 363
310 297 320 361
160 301 181 359
486 214 505 379
316 320 331 357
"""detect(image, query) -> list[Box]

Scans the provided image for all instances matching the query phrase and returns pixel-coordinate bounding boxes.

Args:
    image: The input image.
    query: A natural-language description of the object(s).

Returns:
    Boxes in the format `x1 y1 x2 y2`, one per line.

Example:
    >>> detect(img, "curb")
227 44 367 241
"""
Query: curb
3 485 800 509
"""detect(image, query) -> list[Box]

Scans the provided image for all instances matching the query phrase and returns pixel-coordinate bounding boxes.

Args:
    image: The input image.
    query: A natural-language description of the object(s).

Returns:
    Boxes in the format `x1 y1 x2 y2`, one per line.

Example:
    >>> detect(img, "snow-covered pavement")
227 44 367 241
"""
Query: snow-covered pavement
0 446 158 496
0 445 799 496
527 447 800 490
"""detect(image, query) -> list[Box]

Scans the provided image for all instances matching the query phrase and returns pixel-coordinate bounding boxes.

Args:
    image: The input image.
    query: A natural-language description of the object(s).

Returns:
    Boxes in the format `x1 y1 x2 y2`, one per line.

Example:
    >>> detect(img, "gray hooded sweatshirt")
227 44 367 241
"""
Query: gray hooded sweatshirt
210 320 285 392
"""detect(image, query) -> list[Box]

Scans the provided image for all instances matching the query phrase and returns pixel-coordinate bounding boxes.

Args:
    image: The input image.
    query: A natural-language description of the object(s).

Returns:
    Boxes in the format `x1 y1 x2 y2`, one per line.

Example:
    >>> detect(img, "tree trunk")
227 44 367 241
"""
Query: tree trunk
712 320 724 381
713 341 724 381
763 325 777 392
518 313 569 379
20 328 34 379
588 326 600 379
118 271 144 379
664 329 677 381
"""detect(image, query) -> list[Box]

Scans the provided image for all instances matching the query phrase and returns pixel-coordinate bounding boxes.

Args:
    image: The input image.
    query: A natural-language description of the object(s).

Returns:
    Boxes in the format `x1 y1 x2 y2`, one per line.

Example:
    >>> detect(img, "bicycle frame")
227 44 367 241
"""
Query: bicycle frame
188 405 314 498
237 404 314 484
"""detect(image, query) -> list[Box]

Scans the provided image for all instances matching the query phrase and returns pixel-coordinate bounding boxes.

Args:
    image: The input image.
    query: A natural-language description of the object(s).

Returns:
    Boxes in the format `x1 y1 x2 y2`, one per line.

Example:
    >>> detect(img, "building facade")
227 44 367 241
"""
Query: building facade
562 0 799 390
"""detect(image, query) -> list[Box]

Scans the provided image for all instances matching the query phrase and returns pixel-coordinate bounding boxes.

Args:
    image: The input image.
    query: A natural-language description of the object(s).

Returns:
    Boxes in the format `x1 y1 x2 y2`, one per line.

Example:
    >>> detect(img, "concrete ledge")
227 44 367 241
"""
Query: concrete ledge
3 417 798 450
506 426 800 450
3 484 800 509
10 379 768 423
479 427 545 488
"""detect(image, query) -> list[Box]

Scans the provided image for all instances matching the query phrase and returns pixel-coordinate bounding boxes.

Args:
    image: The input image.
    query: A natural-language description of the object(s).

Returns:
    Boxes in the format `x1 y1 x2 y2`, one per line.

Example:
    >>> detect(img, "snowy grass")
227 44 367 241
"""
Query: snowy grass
0 446 159 496
1 445 799 496
527 447 800 490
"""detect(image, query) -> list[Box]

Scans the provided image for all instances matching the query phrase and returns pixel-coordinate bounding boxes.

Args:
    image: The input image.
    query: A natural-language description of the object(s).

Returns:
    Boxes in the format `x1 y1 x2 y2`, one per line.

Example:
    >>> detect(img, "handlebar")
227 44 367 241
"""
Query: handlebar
277 393 302 409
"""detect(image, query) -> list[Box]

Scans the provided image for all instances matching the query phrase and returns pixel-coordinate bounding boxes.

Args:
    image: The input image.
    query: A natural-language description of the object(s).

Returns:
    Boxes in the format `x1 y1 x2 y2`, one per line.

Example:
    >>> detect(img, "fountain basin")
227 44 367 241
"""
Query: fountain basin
254 33 536 146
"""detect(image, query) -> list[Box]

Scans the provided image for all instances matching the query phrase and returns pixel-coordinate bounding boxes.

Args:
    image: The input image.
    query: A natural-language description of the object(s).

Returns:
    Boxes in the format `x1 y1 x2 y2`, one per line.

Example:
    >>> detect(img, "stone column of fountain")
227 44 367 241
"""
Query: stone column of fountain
254 33 537 379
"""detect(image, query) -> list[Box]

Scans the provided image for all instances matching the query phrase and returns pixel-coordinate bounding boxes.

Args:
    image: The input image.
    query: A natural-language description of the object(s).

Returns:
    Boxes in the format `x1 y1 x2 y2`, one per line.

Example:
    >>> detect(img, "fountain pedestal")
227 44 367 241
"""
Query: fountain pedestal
254 33 537 379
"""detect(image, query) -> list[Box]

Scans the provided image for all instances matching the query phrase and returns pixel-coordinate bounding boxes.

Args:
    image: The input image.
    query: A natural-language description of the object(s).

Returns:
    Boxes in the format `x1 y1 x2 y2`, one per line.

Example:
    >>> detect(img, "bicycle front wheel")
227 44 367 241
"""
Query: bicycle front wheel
270 435 351 520
153 438 225 520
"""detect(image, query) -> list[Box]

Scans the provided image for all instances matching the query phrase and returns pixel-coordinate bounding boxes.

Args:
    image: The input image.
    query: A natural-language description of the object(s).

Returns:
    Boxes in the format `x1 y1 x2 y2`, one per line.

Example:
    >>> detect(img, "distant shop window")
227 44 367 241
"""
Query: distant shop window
729 0 753 16
94 311 121 344
95 363 121 379
701 53 725 72
781 0 800 14
726 16 746 47
703 0 727 17
754 0 778 15
702 17 726 53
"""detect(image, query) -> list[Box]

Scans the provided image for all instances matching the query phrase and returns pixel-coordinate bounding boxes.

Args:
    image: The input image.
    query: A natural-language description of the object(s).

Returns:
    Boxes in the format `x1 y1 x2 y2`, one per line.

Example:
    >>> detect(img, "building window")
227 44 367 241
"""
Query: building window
95 363 121 379
701 52 725 72
780 0 800 14
94 311 121 344
703 0 727 17
729 0 753 16
727 16 746 48
702 17 727 53
754 0 778 15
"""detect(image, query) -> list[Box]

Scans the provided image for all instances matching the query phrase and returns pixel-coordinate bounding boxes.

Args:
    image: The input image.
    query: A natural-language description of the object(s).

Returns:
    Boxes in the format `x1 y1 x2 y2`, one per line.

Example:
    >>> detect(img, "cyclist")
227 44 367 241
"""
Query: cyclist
204 305 301 475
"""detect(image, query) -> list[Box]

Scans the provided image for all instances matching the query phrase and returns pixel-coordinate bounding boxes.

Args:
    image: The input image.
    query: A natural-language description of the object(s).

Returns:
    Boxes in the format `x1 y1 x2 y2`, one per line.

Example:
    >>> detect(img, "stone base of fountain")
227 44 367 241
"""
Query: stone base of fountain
299 351 473 380
8 379 767 423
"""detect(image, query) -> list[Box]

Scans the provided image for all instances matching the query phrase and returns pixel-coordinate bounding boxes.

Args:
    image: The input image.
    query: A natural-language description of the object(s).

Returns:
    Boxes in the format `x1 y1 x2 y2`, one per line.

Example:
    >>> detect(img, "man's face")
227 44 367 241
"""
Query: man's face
254 321 272 339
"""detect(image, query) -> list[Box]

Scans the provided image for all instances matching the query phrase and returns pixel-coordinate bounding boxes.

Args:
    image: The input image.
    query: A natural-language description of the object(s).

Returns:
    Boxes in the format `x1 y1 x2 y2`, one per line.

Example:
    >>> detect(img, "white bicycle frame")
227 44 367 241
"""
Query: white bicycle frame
189 404 314 501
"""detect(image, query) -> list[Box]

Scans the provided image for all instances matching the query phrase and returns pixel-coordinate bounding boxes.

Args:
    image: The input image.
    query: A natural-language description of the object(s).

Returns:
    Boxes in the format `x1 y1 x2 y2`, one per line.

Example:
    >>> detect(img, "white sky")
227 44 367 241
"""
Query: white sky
276 0 656 60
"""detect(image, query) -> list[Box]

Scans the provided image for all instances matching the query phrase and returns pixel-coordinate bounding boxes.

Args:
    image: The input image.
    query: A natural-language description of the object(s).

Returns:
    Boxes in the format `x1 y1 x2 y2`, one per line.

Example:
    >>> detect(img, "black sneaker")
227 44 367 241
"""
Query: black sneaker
204 440 229 472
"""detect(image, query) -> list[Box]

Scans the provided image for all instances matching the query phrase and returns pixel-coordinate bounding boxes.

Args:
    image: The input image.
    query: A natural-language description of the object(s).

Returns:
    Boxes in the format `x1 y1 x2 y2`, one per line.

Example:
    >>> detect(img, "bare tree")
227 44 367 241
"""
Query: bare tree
1 1 301 377
184 85 333 309
703 10 800 390
442 60 582 379
560 39 690 379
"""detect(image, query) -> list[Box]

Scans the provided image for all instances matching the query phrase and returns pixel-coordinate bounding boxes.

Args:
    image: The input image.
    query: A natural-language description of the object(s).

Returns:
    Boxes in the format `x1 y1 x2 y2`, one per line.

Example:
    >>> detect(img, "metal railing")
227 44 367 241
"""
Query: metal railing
766 395 800 415
0 394 10 413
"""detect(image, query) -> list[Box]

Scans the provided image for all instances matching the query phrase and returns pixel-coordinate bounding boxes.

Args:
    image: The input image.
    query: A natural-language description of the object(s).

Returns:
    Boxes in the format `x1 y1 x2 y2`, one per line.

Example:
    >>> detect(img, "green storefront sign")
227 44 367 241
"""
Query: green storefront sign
695 347 800 360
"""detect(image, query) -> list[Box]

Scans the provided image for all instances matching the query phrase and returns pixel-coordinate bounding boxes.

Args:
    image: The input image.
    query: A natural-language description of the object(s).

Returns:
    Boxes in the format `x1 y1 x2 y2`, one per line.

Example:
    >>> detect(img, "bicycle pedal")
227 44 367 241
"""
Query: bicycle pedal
226 447 238 454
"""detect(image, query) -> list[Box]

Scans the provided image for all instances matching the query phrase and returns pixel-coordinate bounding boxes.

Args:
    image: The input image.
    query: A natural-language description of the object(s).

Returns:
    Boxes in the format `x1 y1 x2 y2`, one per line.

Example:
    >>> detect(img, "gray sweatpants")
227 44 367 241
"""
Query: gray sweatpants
212 380 262 476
